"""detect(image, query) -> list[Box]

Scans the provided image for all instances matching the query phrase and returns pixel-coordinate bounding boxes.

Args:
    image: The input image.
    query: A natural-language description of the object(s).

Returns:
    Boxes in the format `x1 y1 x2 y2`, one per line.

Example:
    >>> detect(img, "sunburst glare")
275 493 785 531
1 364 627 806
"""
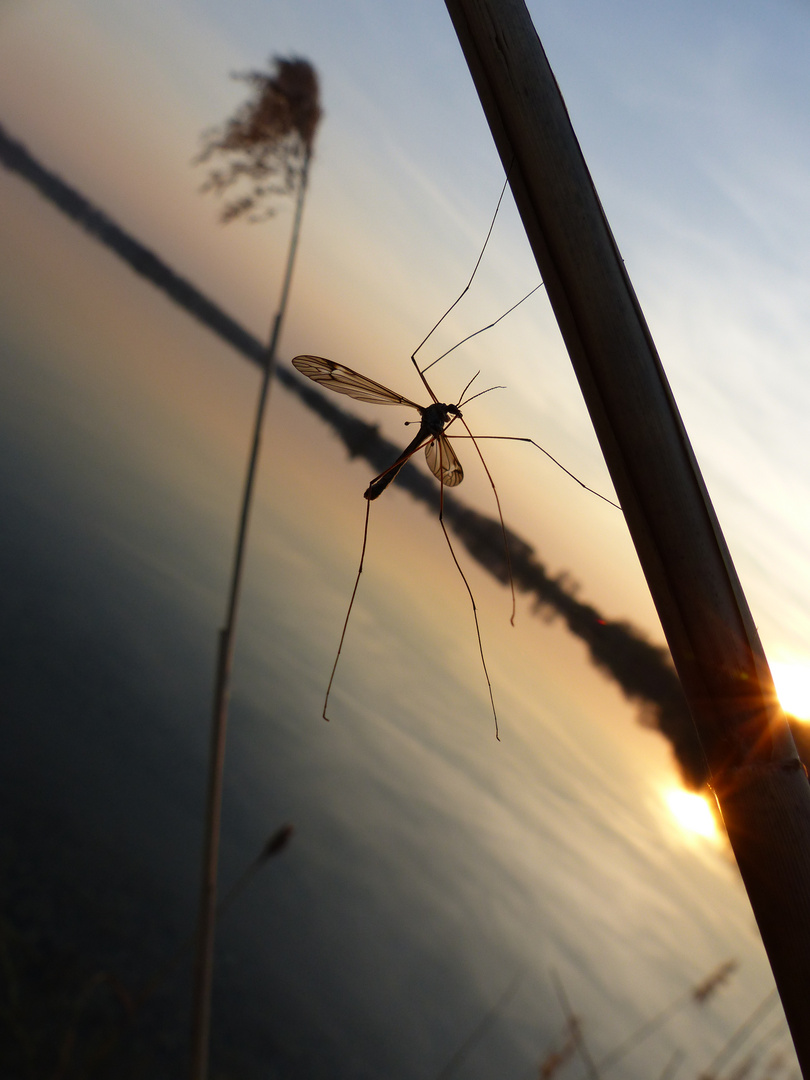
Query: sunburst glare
769 661 810 721
664 789 718 840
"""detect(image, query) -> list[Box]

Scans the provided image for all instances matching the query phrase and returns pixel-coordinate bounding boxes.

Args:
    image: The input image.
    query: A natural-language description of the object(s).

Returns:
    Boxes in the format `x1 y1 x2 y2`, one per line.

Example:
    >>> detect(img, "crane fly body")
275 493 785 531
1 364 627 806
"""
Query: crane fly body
291 355 464 499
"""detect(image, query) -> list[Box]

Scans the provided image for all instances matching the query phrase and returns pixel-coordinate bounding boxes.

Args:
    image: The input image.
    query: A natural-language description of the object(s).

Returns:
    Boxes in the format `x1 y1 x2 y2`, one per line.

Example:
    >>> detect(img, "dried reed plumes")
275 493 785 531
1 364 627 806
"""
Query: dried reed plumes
197 56 322 222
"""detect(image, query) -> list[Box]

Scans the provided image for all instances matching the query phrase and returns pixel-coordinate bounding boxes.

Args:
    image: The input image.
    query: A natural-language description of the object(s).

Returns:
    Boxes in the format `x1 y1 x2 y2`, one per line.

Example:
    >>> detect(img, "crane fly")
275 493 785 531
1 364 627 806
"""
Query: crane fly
290 355 467 498
291 173 526 738
291 170 619 738
292 351 505 735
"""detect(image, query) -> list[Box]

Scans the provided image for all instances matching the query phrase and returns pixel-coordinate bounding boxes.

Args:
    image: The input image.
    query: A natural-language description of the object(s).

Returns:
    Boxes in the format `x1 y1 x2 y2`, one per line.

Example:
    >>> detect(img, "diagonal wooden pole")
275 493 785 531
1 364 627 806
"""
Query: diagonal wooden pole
443 1 810 1072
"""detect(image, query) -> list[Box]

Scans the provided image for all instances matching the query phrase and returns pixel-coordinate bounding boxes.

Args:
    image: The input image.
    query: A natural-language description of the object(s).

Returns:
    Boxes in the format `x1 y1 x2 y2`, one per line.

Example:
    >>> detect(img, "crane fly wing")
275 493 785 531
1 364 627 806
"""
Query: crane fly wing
292 355 422 410
425 433 463 487
293 355 462 485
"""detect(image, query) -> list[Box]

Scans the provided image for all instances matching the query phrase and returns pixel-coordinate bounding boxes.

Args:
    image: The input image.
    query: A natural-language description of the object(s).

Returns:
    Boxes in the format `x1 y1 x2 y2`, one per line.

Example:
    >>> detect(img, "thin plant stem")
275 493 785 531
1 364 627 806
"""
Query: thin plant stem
550 969 601 1080
141 826 293 1012
433 971 523 1080
189 150 311 1080
591 959 736 1076
697 990 779 1080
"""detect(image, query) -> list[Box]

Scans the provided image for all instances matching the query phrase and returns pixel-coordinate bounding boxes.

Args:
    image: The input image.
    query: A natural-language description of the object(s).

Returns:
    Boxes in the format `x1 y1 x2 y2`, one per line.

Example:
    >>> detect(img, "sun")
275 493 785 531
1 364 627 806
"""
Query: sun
664 789 718 840
769 661 810 721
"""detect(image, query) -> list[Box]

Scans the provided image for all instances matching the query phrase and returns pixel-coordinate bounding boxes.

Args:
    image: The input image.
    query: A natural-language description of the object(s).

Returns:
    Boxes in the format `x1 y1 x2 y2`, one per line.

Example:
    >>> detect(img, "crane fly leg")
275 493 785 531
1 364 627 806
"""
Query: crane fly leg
322 498 372 722
435 439 501 740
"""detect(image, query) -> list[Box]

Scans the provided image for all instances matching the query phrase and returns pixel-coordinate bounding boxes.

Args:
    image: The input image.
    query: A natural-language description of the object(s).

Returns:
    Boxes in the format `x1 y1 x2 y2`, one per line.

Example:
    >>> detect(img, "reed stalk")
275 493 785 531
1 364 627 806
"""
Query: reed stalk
188 58 321 1080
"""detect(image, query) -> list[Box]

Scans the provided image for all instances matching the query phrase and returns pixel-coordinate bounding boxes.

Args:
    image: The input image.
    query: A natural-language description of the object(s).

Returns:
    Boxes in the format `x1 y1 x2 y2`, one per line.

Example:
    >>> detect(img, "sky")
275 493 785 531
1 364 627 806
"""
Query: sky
2 0 809 1072
2 0 809 681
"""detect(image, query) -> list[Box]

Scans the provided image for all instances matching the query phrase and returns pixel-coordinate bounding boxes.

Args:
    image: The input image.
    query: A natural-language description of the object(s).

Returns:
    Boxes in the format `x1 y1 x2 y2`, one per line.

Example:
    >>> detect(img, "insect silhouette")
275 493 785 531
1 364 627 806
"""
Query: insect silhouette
291 350 507 733
292 178 619 738
290 356 468 498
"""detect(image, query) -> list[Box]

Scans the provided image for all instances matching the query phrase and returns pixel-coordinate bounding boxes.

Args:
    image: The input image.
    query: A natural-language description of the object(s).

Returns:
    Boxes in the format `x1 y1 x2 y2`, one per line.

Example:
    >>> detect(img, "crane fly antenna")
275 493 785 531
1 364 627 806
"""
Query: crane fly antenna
458 383 505 408
403 378 488 426
459 370 480 402
402 378 503 420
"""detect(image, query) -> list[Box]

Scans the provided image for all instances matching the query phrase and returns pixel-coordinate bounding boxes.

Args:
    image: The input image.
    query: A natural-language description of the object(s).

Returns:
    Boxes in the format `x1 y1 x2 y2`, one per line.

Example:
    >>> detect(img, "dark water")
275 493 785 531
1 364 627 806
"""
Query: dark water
0 191 797 1077
0 311 534 1077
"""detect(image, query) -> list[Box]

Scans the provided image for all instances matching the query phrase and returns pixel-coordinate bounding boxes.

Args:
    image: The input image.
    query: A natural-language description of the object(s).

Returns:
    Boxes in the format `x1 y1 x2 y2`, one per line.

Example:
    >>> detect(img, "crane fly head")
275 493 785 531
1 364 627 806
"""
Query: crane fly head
418 400 463 437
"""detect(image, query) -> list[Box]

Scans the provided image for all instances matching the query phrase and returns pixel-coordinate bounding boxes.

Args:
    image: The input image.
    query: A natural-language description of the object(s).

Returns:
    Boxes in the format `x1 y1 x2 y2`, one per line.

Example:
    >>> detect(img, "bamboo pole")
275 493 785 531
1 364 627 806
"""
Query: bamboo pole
443 0 810 1070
